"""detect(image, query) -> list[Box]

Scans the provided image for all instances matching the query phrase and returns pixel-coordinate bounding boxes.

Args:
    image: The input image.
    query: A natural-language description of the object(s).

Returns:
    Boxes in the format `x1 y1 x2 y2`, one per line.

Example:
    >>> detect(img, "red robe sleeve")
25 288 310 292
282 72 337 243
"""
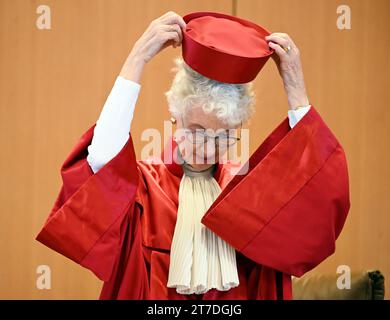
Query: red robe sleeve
201 105 350 277
35 124 140 282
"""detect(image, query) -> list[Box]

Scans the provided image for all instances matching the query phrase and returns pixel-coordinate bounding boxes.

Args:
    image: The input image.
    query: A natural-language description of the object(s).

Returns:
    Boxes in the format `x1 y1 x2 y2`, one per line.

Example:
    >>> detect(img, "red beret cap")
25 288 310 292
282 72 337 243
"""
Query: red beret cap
182 11 274 84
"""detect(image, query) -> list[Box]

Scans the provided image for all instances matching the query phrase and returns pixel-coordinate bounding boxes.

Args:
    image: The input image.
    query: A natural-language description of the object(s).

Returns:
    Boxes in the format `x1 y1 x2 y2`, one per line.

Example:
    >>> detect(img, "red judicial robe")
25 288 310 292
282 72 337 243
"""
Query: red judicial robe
36 105 350 300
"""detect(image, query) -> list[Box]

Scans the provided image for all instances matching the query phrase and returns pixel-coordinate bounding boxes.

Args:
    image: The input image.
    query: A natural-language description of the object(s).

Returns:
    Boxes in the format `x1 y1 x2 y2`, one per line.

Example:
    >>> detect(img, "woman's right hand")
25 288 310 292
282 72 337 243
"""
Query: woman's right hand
132 11 187 63
120 11 187 83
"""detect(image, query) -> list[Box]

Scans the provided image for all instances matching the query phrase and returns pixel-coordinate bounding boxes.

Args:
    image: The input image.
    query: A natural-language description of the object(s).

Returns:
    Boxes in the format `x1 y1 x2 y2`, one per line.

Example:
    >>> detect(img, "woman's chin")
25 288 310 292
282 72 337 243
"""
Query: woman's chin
187 163 215 171
185 155 217 170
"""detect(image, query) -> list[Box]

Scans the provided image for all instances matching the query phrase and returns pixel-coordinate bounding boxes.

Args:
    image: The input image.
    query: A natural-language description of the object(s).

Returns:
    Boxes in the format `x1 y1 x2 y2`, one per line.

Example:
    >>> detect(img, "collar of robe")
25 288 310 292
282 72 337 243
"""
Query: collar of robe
166 146 240 295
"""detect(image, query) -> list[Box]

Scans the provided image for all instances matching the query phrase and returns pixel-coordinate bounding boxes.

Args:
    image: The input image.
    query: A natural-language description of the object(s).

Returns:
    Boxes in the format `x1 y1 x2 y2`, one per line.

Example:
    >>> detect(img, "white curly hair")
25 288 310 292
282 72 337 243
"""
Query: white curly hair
165 57 256 127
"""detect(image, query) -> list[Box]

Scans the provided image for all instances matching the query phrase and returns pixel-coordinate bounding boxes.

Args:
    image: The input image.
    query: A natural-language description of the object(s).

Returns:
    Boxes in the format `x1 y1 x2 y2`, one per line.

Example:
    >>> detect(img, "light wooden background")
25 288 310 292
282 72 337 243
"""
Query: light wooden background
0 0 389 299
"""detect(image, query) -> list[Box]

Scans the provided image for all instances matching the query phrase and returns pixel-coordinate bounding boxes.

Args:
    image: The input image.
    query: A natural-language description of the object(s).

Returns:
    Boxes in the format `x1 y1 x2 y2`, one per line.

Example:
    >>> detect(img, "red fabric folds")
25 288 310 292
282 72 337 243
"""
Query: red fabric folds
201 107 350 277
36 124 139 282
36 105 350 299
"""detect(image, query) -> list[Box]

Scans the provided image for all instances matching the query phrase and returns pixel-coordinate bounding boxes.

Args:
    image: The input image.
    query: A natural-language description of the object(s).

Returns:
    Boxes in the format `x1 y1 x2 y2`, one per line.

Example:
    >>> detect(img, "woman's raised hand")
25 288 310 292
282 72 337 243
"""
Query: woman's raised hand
132 11 186 64
120 11 186 83
266 33 309 110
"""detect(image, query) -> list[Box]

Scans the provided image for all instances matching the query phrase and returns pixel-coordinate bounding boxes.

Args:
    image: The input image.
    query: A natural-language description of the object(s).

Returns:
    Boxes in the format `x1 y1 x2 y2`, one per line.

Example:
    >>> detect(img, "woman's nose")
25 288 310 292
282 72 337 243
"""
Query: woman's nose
204 140 218 155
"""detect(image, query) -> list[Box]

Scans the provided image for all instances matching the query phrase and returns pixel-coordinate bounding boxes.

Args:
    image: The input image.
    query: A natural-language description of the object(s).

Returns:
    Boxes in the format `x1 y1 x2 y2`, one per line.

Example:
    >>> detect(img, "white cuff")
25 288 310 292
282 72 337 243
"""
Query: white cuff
288 105 311 128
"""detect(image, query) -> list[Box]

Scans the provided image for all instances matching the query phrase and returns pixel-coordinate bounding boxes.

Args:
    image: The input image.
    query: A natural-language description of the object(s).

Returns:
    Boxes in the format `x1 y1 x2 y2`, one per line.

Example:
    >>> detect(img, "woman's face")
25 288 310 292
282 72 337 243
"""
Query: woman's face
173 105 240 171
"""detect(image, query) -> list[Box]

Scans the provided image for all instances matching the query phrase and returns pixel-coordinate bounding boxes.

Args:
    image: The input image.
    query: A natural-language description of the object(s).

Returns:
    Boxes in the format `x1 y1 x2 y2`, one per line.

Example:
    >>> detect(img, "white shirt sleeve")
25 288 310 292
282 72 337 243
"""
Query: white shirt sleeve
288 105 311 128
87 76 141 174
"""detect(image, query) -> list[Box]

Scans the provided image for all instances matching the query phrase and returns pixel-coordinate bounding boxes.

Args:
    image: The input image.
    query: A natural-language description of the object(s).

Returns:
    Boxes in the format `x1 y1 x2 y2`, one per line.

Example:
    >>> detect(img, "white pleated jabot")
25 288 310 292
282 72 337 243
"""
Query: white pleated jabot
167 156 240 295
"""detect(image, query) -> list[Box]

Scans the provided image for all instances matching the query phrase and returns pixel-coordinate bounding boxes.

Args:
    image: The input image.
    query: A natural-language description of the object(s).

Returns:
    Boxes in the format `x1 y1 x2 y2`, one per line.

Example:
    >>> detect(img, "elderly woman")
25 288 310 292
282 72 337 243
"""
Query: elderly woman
36 11 350 300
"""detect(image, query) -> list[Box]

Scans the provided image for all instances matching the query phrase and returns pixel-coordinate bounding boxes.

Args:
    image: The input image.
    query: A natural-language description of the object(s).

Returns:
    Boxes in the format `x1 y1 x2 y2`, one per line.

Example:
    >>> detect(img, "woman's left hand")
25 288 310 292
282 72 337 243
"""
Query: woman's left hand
265 33 310 110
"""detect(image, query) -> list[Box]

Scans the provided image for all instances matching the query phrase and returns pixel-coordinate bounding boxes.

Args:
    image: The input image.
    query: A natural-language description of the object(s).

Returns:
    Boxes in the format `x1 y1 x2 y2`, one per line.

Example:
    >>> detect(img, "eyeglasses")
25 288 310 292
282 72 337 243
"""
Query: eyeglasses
179 115 242 147
184 129 241 147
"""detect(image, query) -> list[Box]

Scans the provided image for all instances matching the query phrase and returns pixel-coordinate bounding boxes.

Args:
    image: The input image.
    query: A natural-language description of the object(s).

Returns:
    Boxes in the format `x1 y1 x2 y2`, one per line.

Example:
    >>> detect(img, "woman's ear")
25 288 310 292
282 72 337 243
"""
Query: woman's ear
174 115 185 129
